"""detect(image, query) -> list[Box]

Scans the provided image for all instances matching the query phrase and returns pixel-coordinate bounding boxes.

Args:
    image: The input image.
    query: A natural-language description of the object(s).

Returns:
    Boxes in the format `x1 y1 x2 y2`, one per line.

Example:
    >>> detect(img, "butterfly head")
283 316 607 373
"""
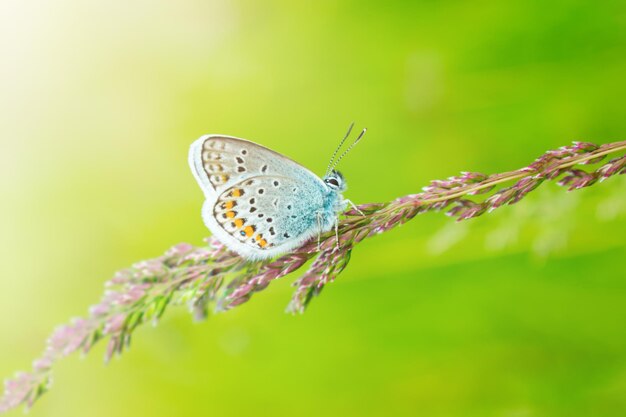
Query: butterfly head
323 170 346 192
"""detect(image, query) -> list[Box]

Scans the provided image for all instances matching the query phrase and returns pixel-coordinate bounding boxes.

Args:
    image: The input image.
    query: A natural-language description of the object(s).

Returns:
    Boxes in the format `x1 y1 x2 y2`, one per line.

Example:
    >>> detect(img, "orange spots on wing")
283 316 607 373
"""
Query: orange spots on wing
226 211 236 219
231 188 243 197
220 175 229 182
223 201 236 209
254 234 268 248
233 218 245 228
243 226 255 237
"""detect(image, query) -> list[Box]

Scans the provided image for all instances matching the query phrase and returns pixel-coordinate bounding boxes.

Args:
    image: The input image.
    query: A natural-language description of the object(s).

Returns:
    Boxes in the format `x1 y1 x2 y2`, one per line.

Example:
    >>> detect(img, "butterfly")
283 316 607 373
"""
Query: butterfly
188 124 365 260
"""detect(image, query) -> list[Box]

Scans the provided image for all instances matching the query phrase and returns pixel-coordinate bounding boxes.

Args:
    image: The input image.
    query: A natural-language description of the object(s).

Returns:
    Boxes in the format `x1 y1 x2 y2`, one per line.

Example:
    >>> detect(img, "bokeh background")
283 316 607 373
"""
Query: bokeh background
1 1 625 416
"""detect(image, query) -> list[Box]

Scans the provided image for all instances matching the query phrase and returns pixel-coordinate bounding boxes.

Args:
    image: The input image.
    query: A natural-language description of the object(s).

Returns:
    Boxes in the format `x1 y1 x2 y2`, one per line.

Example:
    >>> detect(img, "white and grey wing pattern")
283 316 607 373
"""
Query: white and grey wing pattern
189 135 328 259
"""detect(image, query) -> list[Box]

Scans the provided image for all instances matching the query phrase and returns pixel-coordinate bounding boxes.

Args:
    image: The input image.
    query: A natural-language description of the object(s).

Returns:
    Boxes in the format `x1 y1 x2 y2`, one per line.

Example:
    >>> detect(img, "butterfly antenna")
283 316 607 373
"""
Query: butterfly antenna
330 127 367 172
325 122 354 177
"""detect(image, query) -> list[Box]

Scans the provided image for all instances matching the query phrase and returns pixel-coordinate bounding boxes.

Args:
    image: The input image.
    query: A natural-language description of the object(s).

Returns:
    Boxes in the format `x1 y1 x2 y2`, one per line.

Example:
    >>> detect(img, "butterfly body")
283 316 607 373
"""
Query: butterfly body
189 135 348 260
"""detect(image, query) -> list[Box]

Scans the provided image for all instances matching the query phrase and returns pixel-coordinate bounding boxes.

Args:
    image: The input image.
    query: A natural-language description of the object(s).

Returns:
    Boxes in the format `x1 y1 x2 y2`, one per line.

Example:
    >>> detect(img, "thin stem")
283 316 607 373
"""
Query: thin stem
1 139 625 414
559 142 626 168
402 141 626 206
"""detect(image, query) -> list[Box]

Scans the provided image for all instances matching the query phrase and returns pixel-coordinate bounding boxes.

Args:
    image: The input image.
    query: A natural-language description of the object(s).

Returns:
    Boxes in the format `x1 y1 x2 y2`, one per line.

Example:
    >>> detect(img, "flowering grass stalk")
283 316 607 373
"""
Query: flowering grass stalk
1 140 624 413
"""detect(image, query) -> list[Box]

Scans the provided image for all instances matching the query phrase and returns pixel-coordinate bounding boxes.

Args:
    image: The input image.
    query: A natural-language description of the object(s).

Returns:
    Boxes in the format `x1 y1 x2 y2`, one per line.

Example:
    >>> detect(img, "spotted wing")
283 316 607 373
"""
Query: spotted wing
189 135 323 198
209 175 328 257
190 135 330 258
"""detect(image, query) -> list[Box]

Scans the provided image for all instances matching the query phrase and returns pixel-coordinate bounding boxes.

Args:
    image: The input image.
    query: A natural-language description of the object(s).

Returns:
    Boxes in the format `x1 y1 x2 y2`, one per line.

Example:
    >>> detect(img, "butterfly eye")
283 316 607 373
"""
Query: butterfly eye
326 178 339 187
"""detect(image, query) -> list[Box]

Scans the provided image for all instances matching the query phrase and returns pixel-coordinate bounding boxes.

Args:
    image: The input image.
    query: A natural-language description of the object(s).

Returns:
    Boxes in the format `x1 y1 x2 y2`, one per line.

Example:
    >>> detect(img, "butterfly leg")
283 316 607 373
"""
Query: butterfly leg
344 199 365 217
316 212 323 251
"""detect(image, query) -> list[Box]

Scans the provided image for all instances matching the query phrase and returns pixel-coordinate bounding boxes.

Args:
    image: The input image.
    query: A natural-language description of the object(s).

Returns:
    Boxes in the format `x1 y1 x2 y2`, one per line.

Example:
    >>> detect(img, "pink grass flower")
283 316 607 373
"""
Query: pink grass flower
1 139 624 413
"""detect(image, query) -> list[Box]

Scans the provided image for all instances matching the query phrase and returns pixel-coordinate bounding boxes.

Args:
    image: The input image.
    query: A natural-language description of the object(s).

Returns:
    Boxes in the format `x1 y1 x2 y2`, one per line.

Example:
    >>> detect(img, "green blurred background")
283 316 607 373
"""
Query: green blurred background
1 0 625 416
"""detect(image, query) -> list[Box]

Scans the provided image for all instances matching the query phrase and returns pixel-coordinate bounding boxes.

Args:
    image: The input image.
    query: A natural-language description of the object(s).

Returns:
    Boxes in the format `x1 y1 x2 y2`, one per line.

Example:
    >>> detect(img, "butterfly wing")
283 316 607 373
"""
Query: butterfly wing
189 135 332 259
189 135 323 197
